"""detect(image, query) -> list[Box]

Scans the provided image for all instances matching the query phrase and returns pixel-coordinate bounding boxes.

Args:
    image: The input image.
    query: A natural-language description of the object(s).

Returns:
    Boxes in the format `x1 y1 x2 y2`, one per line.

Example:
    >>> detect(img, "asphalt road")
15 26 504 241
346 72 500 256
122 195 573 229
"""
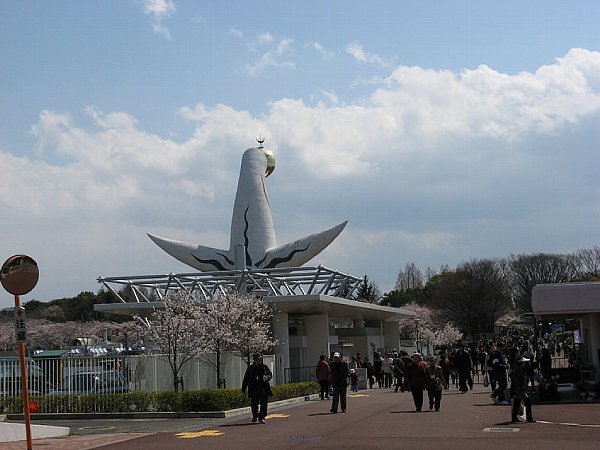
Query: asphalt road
4 383 600 450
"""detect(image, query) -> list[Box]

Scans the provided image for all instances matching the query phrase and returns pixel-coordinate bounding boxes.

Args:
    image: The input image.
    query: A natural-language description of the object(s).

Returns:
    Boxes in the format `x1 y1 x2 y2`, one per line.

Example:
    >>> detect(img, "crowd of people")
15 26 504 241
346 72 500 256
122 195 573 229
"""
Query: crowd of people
242 330 574 423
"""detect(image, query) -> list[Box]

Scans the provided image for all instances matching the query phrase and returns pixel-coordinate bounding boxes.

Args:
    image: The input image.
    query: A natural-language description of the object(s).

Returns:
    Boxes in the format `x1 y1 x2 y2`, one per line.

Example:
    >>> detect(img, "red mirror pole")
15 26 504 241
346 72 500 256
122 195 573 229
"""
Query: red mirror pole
15 294 33 450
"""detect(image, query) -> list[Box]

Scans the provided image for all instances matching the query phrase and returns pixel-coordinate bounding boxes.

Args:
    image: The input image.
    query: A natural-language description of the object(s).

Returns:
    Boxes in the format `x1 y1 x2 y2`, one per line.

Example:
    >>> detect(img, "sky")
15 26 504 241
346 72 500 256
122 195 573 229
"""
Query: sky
0 1 599 309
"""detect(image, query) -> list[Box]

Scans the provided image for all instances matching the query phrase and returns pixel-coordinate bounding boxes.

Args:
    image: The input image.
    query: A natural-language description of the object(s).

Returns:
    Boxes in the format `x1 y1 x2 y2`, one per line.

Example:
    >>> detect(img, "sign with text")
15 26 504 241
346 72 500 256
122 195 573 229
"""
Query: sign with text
15 306 27 342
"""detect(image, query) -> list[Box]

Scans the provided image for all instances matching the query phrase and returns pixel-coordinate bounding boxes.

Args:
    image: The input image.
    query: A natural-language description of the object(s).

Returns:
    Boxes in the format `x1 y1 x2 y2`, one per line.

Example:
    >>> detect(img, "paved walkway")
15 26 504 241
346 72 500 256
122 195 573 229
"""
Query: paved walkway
2 384 599 449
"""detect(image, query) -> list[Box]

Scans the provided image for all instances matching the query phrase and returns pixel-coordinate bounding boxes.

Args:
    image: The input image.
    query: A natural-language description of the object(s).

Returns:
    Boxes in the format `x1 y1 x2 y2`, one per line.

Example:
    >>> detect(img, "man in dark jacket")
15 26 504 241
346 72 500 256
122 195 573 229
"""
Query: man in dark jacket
454 345 473 393
393 352 405 392
511 356 535 423
242 353 273 423
405 352 428 412
490 342 509 404
329 352 349 413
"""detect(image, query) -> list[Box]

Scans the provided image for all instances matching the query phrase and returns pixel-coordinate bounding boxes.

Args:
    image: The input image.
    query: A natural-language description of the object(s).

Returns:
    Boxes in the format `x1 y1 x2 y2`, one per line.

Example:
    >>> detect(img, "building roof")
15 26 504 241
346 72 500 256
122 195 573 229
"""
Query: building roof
32 349 70 358
266 295 415 321
94 294 415 322
532 282 600 316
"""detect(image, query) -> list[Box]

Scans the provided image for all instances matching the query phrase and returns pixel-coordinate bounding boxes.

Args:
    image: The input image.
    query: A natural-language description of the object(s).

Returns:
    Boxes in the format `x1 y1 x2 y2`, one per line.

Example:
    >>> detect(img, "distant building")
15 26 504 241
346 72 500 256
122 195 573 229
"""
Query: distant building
532 282 600 378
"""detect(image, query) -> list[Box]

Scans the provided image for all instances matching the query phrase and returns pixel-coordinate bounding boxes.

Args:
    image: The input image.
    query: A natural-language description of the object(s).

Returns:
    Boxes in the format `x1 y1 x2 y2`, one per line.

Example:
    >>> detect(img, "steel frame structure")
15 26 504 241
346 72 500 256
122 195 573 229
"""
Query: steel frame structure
97 265 363 303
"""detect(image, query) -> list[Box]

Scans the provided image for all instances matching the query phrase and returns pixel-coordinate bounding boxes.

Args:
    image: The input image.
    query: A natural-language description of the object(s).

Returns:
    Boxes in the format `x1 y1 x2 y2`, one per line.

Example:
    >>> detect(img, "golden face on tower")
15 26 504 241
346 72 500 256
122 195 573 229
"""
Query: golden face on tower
261 149 276 177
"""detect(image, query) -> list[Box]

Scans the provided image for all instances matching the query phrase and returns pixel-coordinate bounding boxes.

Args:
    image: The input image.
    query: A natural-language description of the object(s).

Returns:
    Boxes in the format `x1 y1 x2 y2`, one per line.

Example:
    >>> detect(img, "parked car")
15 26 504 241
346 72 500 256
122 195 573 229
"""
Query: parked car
49 370 129 395
0 358 48 395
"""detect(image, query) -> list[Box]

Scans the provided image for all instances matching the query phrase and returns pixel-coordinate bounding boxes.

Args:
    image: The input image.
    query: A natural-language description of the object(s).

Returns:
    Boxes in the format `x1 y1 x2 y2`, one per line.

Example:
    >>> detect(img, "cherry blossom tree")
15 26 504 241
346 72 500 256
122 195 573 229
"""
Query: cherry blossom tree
197 291 276 387
230 293 277 366
142 291 205 391
398 303 462 353
0 321 15 351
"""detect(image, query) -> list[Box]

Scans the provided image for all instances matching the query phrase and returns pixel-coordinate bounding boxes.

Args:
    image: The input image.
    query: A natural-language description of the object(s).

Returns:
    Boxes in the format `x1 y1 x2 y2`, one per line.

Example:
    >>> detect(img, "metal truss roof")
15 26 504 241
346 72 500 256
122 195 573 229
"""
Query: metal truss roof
97 265 363 303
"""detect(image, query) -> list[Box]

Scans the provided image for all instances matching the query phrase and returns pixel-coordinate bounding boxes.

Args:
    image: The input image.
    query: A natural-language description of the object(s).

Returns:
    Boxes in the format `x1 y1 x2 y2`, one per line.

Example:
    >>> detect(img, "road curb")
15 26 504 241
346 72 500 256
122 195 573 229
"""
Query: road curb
6 394 320 421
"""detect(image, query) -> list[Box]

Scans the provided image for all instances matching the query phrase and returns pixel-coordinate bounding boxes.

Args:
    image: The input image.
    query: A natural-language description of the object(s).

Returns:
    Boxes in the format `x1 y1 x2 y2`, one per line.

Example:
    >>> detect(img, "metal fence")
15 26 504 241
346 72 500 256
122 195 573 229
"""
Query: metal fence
284 365 316 384
0 353 275 413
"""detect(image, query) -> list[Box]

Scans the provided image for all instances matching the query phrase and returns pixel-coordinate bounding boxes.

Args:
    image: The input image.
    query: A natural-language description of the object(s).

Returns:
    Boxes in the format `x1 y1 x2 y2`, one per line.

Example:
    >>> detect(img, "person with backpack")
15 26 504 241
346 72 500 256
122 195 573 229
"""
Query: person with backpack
392 352 405 392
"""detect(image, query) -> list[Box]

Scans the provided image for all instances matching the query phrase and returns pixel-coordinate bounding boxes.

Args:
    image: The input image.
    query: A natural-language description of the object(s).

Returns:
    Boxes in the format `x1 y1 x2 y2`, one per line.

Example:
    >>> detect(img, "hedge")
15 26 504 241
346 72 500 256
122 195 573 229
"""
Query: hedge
0 381 319 414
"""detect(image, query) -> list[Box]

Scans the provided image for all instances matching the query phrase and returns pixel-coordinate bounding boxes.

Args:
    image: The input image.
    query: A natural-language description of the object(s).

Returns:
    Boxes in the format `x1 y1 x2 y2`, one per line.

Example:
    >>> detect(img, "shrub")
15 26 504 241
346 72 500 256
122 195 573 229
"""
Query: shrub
0 381 319 414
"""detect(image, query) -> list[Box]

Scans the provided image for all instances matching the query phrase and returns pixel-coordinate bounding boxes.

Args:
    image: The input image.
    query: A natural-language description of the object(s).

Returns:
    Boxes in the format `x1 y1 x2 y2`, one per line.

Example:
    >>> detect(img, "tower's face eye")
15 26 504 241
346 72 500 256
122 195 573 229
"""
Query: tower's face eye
262 149 276 177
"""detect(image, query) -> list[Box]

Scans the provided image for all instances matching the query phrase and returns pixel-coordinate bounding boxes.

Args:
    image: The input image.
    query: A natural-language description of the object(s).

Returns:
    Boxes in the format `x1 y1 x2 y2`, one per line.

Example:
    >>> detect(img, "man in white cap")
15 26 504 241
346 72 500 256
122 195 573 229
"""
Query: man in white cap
510 355 535 423
329 352 349 413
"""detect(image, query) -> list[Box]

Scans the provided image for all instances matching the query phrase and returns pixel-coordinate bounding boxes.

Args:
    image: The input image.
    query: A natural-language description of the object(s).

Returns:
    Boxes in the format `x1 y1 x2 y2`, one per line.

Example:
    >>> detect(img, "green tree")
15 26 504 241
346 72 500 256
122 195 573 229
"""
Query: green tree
428 259 513 338
380 288 428 307
508 253 578 312
354 275 381 303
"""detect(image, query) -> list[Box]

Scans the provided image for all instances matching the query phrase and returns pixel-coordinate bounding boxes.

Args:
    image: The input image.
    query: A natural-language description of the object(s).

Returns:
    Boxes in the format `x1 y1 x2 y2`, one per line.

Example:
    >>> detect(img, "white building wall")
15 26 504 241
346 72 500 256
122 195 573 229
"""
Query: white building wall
383 321 400 353
303 315 330 366
273 313 290 385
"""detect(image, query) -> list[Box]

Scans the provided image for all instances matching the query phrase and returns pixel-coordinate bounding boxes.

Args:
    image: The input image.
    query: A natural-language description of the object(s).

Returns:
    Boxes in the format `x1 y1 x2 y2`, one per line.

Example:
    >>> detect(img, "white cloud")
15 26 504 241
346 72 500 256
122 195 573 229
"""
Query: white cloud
1 49 599 306
258 32 274 44
140 0 175 40
229 27 244 39
245 38 296 75
304 41 335 60
346 40 391 67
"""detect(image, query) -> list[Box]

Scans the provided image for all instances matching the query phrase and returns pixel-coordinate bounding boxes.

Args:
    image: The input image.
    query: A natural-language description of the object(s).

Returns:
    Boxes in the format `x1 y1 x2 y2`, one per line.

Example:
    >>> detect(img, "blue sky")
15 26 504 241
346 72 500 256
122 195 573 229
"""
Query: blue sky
0 1 599 308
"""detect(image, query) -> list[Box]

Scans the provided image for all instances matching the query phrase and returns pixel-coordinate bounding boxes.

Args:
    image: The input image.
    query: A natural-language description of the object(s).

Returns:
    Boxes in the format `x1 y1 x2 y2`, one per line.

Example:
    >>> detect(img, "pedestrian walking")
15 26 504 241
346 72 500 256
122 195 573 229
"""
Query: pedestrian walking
426 356 444 411
382 353 394 388
315 354 331 400
405 352 428 412
330 352 350 413
241 353 273 424
511 356 536 423
393 352 405 392
350 369 359 392
454 345 473 393
439 353 451 389
373 352 384 388
364 357 374 388
490 342 510 405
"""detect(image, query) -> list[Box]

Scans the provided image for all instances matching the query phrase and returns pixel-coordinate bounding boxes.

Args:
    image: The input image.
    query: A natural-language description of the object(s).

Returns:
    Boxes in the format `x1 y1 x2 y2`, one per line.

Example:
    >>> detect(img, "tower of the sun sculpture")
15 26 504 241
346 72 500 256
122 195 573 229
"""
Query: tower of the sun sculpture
148 142 347 271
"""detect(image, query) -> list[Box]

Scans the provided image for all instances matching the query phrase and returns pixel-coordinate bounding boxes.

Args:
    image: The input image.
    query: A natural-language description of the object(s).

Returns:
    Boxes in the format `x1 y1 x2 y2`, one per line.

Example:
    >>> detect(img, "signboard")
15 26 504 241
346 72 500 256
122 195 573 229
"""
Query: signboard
573 329 582 344
15 306 27 342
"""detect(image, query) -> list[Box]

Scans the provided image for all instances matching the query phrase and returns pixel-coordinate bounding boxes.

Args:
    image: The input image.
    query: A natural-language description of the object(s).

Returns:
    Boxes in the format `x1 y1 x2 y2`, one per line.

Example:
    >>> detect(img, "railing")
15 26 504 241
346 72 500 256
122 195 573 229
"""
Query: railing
0 353 272 413
284 366 316 384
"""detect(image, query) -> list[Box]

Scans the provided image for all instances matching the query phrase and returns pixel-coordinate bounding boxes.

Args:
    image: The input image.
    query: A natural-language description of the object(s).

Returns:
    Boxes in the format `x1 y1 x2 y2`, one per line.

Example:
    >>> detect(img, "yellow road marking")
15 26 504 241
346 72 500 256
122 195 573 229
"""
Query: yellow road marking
265 413 289 419
175 429 224 438
348 394 370 397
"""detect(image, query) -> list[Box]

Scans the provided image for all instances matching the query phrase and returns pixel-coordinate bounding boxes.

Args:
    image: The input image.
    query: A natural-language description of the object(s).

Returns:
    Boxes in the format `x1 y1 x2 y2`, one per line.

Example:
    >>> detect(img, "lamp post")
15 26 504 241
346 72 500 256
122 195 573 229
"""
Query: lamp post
414 318 421 354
